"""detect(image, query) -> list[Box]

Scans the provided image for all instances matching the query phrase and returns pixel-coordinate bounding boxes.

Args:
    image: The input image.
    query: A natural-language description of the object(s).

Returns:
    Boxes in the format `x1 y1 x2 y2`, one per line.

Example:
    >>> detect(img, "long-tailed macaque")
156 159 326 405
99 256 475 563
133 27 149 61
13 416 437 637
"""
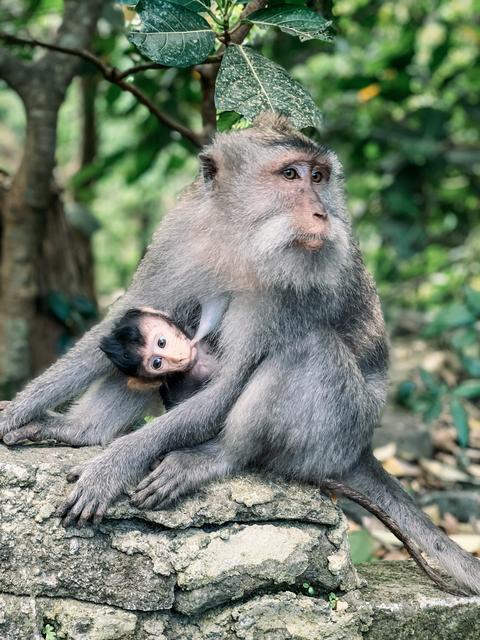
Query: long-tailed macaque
1 114 479 595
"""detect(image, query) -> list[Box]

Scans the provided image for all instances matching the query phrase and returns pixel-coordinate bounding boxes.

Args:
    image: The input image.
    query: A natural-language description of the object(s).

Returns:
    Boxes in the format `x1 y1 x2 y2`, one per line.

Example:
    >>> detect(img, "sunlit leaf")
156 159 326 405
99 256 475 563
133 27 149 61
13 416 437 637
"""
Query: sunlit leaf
215 45 322 129
217 110 243 131
128 0 215 68
247 6 332 42
450 398 469 448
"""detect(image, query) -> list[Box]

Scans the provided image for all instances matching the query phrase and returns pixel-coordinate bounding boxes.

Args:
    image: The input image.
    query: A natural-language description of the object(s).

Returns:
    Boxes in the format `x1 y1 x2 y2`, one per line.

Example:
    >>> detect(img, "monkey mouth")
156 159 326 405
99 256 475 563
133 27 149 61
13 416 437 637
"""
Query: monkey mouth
294 234 325 250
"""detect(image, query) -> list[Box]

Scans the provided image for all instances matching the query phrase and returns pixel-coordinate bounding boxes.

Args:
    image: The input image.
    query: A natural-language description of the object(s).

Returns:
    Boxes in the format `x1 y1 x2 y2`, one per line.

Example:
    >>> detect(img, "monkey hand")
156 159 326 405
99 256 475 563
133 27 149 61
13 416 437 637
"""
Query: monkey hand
2 413 70 446
0 399 41 438
131 451 194 511
57 451 134 527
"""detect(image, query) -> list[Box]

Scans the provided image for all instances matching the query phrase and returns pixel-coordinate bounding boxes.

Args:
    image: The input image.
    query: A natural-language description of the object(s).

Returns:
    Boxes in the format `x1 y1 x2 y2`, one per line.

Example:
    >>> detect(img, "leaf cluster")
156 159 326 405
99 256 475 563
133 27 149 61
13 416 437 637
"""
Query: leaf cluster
397 286 480 448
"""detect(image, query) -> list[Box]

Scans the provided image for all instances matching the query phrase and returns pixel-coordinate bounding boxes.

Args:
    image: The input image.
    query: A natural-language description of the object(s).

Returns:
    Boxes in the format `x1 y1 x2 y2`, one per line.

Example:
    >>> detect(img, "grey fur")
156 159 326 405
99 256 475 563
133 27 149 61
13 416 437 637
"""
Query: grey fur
1 113 480 594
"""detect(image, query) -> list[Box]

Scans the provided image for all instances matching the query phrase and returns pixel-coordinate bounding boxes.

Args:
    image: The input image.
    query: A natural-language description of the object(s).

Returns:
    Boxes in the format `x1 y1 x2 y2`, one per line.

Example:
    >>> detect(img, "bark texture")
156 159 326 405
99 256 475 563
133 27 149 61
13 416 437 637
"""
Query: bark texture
0 0 104 397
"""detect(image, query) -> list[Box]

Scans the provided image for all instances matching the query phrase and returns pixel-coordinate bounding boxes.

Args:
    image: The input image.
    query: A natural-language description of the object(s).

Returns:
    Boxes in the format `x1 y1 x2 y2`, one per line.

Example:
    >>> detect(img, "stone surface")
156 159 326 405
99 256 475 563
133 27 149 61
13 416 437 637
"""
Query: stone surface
1 443 479 639
354 561 480 640
0 443 356 613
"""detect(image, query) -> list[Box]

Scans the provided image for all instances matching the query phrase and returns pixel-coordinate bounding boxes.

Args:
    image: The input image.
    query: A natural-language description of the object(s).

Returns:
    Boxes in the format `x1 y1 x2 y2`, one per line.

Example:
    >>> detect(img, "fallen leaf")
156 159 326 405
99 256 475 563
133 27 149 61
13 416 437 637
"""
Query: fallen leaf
374 442 397 462
383 457 421 477
419 459 470 483
441 512 459 535
422 504 441 524
468 464 480 478
449 534 480 554
382 549 409 561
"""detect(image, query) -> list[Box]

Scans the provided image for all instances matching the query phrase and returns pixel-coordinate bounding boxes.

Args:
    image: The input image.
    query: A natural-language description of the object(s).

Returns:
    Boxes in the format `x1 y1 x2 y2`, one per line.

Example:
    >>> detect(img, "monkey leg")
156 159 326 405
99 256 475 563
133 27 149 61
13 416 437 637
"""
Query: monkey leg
57 362 252 527
130 439 231 510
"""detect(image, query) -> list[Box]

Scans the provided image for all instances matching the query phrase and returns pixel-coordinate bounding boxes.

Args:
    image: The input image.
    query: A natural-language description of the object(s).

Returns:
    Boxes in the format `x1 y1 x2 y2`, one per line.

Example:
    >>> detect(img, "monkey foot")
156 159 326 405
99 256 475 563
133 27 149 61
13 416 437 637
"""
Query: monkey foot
131 452 193 511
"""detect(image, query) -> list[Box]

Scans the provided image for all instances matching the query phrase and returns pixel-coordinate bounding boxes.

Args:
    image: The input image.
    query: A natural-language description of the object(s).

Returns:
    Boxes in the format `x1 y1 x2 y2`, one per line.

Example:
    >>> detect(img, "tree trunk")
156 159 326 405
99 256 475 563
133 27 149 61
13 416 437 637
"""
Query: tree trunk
0 0 105 398
0 99 58 396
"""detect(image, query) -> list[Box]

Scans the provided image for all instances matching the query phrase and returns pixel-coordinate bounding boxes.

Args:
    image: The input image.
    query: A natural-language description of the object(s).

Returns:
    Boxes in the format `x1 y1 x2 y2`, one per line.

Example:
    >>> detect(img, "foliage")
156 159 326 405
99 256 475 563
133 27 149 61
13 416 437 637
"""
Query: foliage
348 529 376 564
124 0 329 128
397 286 480 448
42 623 58 640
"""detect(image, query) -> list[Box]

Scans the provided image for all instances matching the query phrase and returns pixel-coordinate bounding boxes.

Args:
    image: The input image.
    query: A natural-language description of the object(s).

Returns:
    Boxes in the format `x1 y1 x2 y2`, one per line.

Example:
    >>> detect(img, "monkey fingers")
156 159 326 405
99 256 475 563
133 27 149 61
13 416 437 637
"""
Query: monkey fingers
3 423 46 445
131 460 184 510
0 401 10 411
58 485 109 528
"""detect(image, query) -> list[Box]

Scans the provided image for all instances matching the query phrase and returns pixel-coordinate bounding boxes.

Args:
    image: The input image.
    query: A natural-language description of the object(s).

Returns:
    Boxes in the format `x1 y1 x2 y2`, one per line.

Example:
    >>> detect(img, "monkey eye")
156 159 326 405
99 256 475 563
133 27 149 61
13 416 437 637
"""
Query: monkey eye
158 337 166 348
282 167 298 180
152 357 163 370
311 167 325 183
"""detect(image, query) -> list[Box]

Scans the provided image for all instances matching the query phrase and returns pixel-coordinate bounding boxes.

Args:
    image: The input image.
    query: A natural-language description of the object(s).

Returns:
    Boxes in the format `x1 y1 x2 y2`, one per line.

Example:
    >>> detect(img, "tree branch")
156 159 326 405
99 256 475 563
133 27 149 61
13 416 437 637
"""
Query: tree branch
0 48 29 94
229 0 268 45
319 479 470 598
0 32 203 149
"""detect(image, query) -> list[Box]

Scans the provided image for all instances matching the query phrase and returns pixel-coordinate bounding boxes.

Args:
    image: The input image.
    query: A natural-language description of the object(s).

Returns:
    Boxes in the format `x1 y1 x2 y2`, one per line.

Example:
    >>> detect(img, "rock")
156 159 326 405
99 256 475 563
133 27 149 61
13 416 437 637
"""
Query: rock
0 443 356 613
353 561 480 640
419 490 480 522
1 443 479 639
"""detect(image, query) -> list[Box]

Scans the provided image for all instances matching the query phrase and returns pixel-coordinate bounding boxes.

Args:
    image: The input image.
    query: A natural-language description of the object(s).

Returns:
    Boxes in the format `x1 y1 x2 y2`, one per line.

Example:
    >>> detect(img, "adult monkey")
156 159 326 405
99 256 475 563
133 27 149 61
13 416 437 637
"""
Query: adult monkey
1 114 480 596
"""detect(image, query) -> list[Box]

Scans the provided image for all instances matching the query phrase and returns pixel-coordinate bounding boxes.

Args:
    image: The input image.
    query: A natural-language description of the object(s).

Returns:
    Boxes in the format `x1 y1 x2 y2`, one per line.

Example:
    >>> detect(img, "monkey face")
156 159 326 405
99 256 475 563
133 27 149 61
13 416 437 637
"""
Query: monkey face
199 132 351 289
137 315 196 378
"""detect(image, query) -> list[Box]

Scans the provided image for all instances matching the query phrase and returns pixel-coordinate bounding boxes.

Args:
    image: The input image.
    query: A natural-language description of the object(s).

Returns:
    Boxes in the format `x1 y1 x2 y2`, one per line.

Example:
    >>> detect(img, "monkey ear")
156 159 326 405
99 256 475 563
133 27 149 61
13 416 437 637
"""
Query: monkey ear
199 153 217 183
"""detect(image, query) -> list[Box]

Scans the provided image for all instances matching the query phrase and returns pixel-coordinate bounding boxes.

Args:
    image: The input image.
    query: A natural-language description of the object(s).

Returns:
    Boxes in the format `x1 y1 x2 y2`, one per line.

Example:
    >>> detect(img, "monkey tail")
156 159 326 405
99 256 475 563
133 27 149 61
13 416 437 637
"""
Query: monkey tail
341 453 480 596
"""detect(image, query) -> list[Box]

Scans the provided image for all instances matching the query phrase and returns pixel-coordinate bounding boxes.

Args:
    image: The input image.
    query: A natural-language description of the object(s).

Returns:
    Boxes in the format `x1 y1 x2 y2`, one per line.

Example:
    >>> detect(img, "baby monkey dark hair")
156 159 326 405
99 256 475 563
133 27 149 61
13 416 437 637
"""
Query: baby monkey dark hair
99 309 175 377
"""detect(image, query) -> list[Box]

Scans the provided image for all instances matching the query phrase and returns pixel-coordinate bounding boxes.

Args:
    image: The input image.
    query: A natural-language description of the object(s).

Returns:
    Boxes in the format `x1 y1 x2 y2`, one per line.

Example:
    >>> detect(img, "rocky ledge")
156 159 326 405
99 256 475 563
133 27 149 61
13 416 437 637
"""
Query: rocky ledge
0 444 479 639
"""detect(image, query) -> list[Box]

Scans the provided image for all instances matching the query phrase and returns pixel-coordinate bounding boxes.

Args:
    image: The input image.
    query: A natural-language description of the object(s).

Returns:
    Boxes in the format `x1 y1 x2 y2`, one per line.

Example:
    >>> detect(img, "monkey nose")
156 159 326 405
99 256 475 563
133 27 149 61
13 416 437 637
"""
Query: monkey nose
313 211 327 220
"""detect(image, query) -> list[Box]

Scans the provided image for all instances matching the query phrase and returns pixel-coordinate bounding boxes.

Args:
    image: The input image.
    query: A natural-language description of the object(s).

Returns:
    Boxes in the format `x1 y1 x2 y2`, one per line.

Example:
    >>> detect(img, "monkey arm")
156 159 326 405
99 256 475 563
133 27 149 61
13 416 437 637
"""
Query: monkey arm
0 286 151 437
0 321 113 436
57 361 252 527
3 373 163 446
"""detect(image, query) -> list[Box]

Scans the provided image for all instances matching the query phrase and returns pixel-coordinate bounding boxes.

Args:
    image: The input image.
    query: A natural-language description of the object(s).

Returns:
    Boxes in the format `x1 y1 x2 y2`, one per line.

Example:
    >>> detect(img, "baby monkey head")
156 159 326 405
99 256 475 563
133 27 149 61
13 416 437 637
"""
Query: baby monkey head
197 112 352 292
99 308 195 379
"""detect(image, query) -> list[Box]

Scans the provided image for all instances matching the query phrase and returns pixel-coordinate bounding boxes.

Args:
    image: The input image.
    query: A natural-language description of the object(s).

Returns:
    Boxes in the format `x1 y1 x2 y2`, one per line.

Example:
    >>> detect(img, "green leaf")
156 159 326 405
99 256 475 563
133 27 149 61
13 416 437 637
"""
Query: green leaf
419 368 440 393
451 328 478 351
215 45 322 129
462 356 480 377
450 398 469 448
247 6 332 42
128 0 215 68
423 303 475 338
217 110 243 131
423 396 443 422
396 380 416 405
453 380 480 399
465 286 480 315
167 0 212 13
348 529 375 564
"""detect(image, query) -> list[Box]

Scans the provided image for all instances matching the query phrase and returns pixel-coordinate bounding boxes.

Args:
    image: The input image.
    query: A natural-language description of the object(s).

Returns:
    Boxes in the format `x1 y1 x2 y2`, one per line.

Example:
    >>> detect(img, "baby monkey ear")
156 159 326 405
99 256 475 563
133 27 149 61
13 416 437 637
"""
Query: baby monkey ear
199 153 217 183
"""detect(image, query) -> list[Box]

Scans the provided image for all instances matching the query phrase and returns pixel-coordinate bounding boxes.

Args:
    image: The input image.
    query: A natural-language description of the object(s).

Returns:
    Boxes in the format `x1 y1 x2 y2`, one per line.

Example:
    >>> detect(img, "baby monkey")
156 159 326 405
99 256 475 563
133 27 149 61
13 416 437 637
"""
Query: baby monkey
99 297 226 409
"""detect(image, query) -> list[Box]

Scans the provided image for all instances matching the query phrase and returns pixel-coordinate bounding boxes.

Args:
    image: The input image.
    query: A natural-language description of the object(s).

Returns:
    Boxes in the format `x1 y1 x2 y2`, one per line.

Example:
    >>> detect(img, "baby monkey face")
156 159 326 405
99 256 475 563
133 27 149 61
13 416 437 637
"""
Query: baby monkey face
138 313 196 377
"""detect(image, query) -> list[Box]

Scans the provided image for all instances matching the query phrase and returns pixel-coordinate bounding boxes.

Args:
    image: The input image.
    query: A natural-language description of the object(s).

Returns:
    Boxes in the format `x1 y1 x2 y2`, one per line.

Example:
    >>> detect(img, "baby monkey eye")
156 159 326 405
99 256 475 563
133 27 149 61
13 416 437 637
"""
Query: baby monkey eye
282 167 298 180
152 357 163 370
157 337 166 348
